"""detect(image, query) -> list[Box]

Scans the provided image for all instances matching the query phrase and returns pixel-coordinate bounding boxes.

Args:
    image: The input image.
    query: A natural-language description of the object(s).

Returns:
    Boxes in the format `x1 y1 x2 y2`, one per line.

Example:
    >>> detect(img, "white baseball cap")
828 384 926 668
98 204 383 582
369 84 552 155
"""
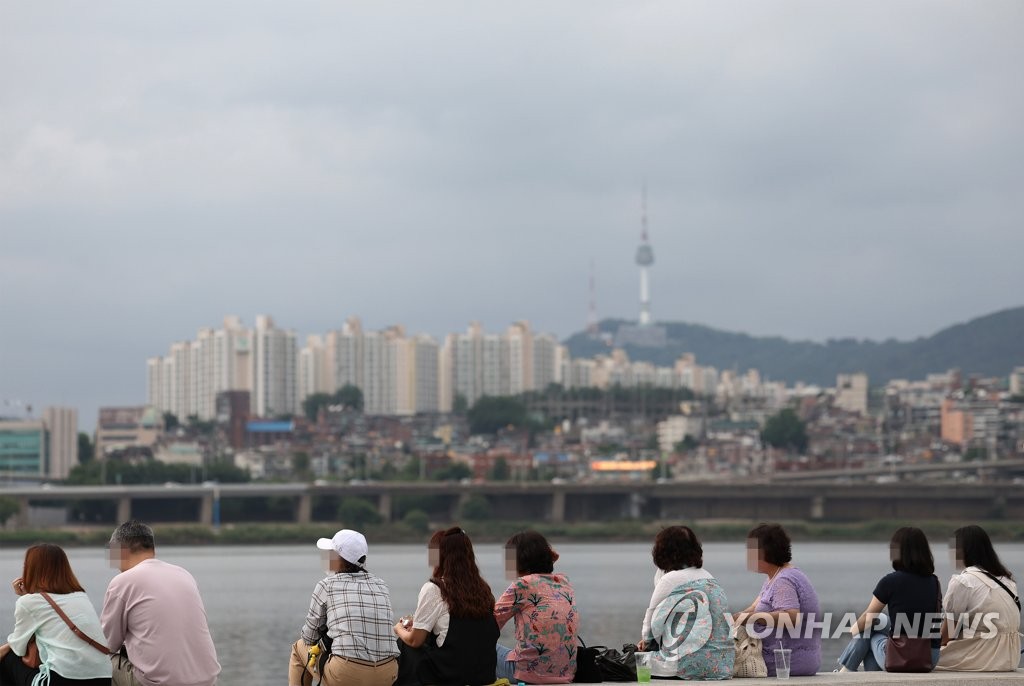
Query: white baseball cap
316 529 368 565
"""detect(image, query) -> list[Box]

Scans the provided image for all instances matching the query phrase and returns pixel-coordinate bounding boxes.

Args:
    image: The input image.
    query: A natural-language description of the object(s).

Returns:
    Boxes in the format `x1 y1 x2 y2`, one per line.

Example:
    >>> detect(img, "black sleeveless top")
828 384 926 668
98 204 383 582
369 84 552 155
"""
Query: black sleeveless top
416 614 499 686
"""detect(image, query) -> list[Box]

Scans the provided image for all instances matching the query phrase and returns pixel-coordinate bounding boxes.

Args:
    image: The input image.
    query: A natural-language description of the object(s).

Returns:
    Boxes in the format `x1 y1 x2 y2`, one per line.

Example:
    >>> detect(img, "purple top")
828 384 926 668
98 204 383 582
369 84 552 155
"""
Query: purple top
754 566 822 676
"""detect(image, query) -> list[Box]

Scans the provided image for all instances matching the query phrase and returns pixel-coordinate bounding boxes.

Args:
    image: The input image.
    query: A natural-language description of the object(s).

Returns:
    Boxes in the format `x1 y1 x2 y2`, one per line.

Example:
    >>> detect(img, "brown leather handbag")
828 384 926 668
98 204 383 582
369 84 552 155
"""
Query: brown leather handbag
884 576 941 673
884 635 933 673
21 638 40 669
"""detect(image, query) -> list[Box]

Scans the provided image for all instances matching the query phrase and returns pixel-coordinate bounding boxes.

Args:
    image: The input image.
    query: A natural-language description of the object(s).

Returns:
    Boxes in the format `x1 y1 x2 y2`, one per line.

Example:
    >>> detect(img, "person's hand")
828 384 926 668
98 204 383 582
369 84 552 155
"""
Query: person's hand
732 612 749 627
0 643 10 660
637 640 646 651
11 578 25 596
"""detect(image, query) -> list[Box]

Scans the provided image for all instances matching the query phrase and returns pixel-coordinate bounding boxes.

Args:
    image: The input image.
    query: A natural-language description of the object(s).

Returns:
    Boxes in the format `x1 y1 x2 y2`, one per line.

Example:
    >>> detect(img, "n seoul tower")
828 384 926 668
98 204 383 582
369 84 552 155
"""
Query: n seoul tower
635 186 654 326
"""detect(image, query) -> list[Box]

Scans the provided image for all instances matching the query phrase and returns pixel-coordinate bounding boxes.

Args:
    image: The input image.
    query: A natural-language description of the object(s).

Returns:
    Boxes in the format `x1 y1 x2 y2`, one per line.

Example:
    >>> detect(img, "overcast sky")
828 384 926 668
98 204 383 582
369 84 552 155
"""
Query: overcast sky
1 1 1022 426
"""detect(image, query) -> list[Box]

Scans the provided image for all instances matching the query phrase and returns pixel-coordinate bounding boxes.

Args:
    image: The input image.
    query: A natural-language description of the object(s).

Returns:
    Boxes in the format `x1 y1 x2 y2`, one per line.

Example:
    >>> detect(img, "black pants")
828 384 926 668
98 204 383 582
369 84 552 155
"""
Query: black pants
0 650 111 686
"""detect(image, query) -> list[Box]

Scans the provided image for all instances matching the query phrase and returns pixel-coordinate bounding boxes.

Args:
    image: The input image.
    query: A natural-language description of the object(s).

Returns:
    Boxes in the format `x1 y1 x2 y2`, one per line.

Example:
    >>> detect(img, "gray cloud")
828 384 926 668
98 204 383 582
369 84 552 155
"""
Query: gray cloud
1 0 1022 425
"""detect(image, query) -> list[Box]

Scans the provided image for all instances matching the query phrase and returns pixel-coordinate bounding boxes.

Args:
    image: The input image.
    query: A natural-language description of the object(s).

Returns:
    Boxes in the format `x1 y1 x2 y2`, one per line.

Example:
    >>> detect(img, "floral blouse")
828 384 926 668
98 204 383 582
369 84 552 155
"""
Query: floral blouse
494 573 579 684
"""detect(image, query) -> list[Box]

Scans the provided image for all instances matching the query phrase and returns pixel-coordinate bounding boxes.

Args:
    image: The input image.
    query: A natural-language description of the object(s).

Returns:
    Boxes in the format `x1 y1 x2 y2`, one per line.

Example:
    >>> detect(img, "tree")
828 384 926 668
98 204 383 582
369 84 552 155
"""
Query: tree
333 385 364 411
402 509 430 534
674 435 699 452
338 498 382 528
77 433 94 464
163 413 180 431
0 496 20 526
292 452 312 479
459 495 492 521
467 396 528 435
302 393 333 422
452 393 468 415
488 456 511 482
433 461 472 482
761 408 808 454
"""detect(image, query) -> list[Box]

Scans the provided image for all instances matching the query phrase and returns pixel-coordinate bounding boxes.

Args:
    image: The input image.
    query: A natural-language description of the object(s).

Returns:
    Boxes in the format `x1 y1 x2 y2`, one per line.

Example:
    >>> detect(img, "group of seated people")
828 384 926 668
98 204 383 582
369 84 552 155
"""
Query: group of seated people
290 522 1022 685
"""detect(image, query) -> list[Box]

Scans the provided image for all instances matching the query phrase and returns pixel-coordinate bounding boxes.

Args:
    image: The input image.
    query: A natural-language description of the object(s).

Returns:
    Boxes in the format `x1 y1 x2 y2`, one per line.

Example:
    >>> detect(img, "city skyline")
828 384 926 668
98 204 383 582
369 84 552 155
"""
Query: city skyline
2 2 1022 427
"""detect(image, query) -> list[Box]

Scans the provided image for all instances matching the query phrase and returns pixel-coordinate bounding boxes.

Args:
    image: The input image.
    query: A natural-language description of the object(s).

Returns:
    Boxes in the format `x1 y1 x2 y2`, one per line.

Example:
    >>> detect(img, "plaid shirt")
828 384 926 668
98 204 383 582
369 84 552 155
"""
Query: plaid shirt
299 570 400 663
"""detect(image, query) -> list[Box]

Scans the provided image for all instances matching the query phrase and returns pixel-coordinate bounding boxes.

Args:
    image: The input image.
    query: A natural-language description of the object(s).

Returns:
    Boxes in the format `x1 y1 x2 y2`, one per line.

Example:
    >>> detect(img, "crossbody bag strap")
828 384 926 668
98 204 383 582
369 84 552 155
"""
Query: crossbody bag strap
39 591 111 655
976 569 1022 611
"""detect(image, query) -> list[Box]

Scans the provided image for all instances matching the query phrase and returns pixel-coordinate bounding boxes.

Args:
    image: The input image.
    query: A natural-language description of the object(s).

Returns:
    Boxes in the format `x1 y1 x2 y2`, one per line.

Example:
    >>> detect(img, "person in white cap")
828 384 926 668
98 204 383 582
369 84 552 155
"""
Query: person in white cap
288 529 400 686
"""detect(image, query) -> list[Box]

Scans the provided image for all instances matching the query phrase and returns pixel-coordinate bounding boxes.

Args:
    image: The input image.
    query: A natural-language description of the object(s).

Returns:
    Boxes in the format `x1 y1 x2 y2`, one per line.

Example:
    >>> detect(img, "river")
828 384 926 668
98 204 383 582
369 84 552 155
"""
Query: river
2 541 1023 684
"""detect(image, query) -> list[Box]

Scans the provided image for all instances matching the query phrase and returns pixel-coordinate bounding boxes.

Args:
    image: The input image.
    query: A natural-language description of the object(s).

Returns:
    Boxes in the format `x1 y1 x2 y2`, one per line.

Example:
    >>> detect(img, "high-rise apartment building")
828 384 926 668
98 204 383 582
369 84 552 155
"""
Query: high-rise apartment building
253 315 298 418
42 407 78 479
298 334 331 404
147 316 256 421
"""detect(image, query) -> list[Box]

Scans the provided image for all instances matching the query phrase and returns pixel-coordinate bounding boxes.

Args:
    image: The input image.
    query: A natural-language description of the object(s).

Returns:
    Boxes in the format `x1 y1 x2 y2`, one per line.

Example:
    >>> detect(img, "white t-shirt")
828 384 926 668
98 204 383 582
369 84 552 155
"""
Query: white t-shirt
412 581 451 646
641 567 713 640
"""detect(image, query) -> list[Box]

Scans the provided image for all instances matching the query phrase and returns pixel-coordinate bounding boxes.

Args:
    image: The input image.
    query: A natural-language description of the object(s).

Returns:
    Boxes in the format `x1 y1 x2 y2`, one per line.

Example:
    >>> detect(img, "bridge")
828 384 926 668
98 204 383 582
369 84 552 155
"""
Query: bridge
2 480 1022 528
768 457 1024 482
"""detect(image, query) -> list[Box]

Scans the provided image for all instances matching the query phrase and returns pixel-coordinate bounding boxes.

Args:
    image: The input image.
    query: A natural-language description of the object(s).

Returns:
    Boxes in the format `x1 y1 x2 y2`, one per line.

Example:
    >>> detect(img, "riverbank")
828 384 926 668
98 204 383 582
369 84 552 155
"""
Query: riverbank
3 518 1024 547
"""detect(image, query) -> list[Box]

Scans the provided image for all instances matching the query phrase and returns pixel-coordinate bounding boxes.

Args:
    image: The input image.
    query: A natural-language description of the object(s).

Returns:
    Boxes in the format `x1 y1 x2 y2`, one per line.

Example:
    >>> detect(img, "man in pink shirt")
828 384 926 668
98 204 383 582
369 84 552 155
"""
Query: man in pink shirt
101 520 221 686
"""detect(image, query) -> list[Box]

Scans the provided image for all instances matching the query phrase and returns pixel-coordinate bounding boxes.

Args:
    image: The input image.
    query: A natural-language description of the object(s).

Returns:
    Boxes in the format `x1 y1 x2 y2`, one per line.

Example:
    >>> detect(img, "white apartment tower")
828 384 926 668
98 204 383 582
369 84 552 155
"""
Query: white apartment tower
298 334 331 404
253 315 298 418
506 321 534 396
146 316 254 421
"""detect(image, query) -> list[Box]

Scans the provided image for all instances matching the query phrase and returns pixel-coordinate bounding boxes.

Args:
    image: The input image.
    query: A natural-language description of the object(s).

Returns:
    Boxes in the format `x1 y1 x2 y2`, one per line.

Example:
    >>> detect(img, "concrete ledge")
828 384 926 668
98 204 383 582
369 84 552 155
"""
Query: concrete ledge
574 670 1024 684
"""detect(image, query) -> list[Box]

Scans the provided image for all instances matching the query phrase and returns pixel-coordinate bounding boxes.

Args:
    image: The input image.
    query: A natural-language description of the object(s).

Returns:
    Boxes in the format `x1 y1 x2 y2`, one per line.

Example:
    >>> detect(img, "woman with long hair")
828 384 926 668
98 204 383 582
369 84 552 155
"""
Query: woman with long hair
734 523 822 676
836 527 942 672
937 525 1021 671
0 544 111 685
494 531 578 684
394 527 498 686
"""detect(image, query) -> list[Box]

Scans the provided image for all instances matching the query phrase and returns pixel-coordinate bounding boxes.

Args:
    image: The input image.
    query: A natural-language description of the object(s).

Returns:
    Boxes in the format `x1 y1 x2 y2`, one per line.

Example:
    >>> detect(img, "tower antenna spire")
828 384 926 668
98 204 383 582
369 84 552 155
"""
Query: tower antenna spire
635 183 655 326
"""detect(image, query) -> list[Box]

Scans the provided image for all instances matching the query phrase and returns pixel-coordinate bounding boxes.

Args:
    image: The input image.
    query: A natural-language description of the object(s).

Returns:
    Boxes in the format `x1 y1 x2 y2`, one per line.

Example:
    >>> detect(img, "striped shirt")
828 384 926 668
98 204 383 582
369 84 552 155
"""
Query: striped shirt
299 570 400 663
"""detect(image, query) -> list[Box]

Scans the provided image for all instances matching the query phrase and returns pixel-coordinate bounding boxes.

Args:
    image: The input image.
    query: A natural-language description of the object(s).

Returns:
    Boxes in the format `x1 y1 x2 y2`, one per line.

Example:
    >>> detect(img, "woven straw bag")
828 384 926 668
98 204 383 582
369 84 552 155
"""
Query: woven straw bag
732 623 767 678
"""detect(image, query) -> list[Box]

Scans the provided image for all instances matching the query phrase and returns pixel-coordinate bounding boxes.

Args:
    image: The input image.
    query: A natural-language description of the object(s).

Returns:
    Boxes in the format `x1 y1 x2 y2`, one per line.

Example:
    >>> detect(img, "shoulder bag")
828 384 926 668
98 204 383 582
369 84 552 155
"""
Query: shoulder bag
884 576 940 673
572 636 602 683
732 623 767 678
23 592 109 669
977 569 1021 611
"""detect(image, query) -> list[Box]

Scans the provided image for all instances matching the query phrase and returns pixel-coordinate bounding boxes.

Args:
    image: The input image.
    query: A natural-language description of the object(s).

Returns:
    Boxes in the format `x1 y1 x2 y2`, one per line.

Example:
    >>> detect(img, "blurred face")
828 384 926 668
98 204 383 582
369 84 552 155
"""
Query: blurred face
428 544 440 569
504 547 518 580
107 540 128 572
889 543 900 565
321 550 343 573
745 538 763 573
949 538 965 570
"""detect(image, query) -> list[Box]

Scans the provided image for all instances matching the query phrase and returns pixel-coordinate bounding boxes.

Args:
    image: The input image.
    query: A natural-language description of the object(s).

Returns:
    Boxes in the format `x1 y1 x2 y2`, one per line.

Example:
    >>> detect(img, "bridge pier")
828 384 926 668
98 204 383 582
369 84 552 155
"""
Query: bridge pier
551 491 565 523
810 495 825 520
117 497 132 523
454 492 470 520
14 496 30 529
296 494 312 524
199 495 214 525
378 493 392 523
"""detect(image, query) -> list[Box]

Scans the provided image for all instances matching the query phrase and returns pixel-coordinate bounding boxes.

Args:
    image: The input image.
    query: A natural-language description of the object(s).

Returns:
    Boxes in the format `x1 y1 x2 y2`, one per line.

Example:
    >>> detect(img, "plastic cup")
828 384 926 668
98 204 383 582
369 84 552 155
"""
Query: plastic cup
635 651 652 683
773 648 791 680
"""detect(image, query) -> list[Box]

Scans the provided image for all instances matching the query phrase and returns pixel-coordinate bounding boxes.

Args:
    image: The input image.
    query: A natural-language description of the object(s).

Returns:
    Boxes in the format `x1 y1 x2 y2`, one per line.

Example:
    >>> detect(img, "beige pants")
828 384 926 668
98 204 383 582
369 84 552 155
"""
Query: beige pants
289 640 398 686
112 653 218 686
111 654 145 686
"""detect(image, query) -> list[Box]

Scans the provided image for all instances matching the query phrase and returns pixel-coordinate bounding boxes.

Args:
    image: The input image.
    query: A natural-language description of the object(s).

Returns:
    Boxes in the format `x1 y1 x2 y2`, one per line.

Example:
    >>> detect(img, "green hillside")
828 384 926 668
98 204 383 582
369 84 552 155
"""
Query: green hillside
564 306 1024 386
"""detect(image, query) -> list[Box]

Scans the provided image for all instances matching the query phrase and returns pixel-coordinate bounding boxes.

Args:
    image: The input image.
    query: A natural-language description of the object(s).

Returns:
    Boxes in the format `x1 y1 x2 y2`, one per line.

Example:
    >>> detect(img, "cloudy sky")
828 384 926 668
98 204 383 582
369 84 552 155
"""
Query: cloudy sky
1 1 1022 425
